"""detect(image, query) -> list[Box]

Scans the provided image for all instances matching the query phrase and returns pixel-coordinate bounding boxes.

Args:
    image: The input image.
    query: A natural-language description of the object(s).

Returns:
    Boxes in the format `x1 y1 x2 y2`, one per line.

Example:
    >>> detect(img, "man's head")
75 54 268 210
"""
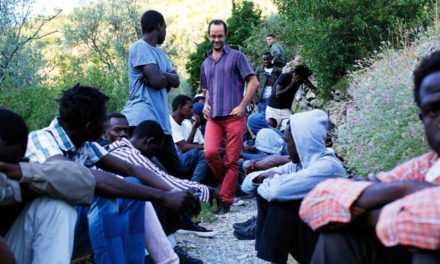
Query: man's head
283 123 300 163
57 84 109 142
414 51 440 155
172 94 193 119
0 109 29 163
262 52 273 68
193 94 205 105
105 113 129 143
141 10 167 45
208 19 227 51
131 120 165 158
266 33 276 46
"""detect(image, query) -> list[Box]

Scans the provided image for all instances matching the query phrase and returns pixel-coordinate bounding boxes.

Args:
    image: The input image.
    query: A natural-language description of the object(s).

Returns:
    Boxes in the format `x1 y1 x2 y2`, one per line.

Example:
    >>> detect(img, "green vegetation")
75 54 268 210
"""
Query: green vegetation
335 26 439 175
273 0 435 98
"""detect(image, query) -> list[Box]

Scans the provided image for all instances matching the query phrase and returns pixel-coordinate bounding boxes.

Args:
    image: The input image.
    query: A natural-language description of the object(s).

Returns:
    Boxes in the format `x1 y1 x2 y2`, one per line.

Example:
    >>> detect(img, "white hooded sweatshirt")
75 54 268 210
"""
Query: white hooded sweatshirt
242 109 347 201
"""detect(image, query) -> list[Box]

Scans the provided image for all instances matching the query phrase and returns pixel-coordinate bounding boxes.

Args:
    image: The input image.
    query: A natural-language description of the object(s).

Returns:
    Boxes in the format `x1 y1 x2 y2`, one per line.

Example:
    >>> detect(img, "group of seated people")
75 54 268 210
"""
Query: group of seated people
0 85 219 264
2 50 440 264
229 50 440 263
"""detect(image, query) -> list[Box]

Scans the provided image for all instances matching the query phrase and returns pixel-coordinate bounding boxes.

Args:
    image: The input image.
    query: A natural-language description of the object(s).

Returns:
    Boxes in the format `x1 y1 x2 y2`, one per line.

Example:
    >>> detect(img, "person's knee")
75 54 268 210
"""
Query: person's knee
34 197 77 220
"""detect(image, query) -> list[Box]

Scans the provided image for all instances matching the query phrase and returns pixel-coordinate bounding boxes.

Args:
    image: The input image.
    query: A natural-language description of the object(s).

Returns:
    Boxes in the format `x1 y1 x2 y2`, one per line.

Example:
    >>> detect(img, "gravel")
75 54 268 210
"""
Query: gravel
175 199 297 264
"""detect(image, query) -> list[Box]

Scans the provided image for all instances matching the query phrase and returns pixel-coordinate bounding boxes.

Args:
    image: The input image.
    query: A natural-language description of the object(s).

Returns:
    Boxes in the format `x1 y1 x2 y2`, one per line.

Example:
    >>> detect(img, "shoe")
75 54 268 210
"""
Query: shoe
233 197 246 206
214 200 230 215
233 218 257 240
177 220 217 238
174 246 204 264
232 216 256 230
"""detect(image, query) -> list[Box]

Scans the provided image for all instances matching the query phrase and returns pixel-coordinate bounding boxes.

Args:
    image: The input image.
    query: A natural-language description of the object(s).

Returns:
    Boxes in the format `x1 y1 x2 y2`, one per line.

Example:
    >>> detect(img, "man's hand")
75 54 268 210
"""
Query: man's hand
208 187 221 207
203 104 211 119
160 190 201 216
253 171 277 184
229 105 245 117
0 161 22 180
140 76 151 86
192 114 201 129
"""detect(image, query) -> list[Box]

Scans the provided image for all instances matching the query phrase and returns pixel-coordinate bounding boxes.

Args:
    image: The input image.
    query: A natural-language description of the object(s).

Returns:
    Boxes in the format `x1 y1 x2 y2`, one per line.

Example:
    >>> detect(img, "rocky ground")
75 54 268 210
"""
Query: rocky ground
175 199 297 264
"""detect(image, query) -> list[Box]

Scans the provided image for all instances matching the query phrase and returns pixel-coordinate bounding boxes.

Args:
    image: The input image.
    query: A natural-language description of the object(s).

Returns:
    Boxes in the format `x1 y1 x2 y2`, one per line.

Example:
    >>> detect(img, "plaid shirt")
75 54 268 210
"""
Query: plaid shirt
26 118 107 166
300 152 440 249
108 138 210 202
376 187 440 249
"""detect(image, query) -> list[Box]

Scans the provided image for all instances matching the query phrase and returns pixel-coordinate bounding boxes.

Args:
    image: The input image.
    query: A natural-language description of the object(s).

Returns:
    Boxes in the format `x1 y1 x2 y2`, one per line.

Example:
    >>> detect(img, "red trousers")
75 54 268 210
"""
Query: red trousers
204 115 246 204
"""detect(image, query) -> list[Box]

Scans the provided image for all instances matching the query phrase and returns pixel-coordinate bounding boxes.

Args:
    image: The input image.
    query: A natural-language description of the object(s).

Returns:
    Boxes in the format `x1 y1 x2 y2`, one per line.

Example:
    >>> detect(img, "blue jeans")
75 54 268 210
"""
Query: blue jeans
258 99 269 115
179 149 209 183
75 177 145 264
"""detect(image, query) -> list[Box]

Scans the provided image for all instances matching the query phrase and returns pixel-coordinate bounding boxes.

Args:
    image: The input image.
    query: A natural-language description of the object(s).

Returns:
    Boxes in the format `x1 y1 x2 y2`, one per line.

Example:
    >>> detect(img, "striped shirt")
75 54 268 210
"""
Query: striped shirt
108 138 210 202
200 45 255 118
26 118 107 166
300 152 440 250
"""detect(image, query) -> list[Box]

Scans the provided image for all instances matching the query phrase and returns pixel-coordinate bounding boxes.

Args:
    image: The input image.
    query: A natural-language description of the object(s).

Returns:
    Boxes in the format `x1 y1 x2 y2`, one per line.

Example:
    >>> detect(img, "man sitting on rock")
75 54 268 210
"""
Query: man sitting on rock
299 50 440 264
242 109 347 263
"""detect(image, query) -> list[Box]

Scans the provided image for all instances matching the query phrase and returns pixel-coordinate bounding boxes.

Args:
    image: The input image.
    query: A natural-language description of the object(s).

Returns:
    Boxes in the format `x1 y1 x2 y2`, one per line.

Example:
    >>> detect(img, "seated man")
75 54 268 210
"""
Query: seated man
170 95 209 183
26 85 200 264
106 116 218 236
242 109 347 264
0 108 95 263
300 51 440 264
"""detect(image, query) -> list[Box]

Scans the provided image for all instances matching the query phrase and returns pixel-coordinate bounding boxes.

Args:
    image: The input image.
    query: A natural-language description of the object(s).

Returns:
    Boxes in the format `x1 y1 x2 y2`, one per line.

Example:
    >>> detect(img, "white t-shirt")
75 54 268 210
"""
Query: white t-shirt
262 67 274 99
170 116 204 154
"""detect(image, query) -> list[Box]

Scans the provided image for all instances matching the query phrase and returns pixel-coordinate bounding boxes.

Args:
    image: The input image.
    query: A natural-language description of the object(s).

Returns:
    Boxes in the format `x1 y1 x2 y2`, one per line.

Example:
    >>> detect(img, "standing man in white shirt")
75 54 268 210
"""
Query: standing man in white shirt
170 95 209 183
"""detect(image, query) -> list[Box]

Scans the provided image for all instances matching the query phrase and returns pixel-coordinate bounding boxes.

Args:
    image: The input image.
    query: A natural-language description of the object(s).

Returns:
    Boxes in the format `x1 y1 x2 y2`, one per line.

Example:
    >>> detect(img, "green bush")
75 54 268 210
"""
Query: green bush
0 85 58 131
274 0 435 98
335 27 440 175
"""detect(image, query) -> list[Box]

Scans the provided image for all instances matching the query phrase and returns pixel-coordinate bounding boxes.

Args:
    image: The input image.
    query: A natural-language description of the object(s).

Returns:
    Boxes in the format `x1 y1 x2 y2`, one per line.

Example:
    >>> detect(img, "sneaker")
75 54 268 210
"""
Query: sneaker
233 197 246 206
233 218 257 240
232 216 256 230
177 220 217 238
174 246 204 264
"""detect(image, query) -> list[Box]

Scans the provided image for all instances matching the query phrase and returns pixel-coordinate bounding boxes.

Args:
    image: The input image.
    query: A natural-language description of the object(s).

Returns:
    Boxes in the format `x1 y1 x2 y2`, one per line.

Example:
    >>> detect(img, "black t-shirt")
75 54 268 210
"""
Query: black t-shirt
268 65 312 109
268 72 298 109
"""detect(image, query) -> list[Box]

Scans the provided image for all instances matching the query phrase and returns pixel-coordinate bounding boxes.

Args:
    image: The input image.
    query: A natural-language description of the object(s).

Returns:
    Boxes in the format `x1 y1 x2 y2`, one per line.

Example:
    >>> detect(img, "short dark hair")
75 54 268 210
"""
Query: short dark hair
413 51 440 107
58 84 109 131
172 95 192 111
208 19 228 35
141 10 165 34
0 108 28 149
107 112 127 121
263 51 272 57
267 33 275 38
132 120 164 144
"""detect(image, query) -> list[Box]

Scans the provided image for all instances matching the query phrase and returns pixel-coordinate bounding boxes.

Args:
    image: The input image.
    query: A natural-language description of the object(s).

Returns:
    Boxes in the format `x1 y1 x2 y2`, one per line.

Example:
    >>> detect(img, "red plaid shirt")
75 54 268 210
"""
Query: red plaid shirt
299 152 440 249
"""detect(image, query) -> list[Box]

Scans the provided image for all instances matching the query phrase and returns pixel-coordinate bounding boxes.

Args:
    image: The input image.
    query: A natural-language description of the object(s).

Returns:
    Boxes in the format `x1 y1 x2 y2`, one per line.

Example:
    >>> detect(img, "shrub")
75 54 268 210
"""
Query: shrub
273 0 435 98
335 27 440 175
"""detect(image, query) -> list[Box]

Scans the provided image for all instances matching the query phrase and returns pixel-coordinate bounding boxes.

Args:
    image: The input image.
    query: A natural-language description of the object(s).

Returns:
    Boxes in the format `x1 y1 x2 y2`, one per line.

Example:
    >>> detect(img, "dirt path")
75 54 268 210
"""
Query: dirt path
175 199 297 264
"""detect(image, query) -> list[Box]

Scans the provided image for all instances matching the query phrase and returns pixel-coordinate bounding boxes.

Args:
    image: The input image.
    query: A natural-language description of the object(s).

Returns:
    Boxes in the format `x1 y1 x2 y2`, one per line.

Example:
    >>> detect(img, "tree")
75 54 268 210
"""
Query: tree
273 0 435 98
185 0 262 94
0 0 60 88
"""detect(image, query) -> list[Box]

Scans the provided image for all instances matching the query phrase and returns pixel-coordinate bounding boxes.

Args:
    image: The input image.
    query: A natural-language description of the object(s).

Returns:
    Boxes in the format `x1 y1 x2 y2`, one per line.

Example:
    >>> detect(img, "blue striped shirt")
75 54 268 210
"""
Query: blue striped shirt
26 118 107 166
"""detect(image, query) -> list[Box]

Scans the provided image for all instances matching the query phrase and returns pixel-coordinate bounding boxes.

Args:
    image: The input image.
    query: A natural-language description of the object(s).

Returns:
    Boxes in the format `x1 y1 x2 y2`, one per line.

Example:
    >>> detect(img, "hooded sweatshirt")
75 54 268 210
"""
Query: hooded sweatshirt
242 109 347 201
